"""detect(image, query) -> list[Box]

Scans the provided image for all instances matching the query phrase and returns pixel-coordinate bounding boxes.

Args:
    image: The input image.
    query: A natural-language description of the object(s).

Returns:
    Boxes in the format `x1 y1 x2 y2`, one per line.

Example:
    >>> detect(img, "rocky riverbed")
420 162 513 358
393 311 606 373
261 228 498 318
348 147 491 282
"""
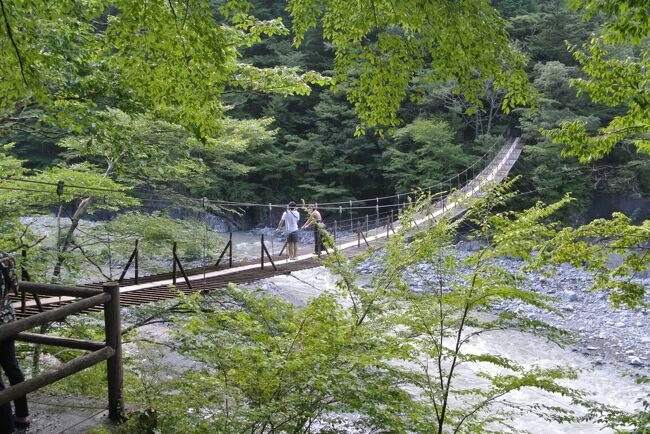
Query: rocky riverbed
494 258 649 370
359 250 650 371
254 262 649 433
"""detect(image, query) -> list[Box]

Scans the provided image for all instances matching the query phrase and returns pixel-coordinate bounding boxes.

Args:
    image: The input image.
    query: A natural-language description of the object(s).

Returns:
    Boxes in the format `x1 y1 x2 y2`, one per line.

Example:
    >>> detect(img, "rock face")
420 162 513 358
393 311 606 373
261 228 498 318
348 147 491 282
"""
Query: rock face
359 251 650 370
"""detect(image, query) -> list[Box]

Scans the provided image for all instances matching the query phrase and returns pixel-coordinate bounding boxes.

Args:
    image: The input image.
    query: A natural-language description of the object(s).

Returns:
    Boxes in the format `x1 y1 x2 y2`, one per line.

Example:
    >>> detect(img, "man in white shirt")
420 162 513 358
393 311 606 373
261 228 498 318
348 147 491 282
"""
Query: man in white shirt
276 201 300 260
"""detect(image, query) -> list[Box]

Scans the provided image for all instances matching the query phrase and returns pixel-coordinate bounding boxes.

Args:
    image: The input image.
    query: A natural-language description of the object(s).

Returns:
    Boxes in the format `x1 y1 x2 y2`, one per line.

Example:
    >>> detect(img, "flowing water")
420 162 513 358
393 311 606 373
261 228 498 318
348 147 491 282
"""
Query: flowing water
247 267 649 433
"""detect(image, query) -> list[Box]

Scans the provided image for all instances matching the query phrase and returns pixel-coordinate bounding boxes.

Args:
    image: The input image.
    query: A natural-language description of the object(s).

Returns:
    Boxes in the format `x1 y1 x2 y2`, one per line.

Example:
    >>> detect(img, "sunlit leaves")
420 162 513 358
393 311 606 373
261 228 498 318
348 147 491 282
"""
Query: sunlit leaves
544 1 650 161
288 0 535 130
0 0 326 137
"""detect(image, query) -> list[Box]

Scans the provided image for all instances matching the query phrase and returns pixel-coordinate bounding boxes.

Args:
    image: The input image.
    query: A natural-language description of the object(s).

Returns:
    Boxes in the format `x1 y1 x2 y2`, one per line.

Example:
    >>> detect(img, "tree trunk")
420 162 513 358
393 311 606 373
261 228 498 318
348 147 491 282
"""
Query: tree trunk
52 197 93 280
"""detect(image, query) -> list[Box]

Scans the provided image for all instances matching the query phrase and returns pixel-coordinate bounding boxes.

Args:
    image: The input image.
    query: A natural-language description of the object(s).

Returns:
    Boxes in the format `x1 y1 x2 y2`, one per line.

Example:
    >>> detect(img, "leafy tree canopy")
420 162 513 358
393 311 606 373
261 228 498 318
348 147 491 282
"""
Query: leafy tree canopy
287 0 535 132
544 0 649 161
0 0 327 137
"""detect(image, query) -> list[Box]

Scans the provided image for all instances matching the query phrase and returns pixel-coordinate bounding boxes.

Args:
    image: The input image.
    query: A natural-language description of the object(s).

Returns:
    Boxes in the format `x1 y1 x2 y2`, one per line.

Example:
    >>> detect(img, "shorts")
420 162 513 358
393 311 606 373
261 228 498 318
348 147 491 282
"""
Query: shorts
287 231 298 243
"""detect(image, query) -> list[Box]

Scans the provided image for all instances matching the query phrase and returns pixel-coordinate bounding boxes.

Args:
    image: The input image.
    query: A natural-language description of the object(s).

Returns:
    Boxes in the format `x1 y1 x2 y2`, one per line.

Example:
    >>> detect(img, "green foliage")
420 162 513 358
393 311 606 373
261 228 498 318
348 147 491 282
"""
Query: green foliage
490 0 541 18
570 0 649 44
158 190 594 433
543 0 650 161
382 118 472 192
27 189 649 432
167 286 402 432
528 212 650 308
0 0 324 137
288 0 534 131
102 211 223 264
511 2 595 66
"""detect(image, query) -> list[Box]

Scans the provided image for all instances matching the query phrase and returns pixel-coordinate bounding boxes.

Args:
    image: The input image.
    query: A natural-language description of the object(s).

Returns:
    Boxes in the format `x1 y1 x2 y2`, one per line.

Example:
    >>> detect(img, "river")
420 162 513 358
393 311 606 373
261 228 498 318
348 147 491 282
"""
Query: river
246 266 649 433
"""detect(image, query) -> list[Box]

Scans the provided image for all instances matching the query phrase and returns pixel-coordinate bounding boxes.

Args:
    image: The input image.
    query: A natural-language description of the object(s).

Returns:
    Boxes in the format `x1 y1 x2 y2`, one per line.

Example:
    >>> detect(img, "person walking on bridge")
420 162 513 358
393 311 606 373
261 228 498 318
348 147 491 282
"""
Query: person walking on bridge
277 202 300 260
301 204 324 255
0 252 29 433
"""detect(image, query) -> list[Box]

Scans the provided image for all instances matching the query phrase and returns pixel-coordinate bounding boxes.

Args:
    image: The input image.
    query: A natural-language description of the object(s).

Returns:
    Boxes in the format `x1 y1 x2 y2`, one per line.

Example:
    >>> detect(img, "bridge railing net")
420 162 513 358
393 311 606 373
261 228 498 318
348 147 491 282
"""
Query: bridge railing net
8 138 516 285
11 196 228 285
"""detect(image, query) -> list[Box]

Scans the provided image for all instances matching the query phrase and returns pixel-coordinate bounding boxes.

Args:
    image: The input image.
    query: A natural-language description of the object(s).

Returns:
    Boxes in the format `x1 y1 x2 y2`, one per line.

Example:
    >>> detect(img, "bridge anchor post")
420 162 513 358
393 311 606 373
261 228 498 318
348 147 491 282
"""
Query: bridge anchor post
103 282 124 422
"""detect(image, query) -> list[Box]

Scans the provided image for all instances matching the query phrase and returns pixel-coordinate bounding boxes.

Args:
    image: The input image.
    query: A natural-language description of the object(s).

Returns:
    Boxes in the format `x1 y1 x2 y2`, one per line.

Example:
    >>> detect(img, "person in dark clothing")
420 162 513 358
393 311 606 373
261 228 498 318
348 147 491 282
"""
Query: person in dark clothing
301 204 325 254
0 252 29 433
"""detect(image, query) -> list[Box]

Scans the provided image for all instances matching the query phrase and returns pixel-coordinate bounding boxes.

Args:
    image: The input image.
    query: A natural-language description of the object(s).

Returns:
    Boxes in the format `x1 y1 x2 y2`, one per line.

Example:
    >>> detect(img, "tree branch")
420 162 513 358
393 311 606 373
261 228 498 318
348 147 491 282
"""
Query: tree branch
0 0 28 85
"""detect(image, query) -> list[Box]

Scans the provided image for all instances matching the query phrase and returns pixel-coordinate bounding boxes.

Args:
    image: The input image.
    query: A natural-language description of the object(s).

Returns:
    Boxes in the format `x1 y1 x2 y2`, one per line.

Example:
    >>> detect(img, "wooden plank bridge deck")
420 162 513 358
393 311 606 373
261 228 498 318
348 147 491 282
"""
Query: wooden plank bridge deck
14 138 523 317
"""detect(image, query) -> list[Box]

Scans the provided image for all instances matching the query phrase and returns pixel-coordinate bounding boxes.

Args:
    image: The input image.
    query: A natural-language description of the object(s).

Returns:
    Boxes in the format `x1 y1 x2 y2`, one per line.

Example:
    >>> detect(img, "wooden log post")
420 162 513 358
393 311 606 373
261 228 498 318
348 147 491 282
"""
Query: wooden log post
172 242 177 286
103 282 124 421
261 235 265 270
229 231 233 268
0 347 114 407
134 239 139 284
0 292 109 342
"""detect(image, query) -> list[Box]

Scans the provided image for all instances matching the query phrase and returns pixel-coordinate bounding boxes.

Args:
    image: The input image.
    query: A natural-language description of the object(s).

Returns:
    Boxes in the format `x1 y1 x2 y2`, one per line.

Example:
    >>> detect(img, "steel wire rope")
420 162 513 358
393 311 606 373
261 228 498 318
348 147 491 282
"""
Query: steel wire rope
1 137 508 211
314 137 505 206
1 138 503 212
201 140 506 210
5 138 518 270
0 185 53 194
0 176 132 193
0 176 211 208
1 178 213 209
0 182 198 207
163 138 505 211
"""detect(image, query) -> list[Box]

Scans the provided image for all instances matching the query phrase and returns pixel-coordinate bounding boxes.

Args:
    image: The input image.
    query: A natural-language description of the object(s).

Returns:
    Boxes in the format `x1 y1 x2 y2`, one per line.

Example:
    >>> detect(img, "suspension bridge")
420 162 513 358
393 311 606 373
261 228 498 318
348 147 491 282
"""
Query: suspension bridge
12 137 523 315
0 137 523 425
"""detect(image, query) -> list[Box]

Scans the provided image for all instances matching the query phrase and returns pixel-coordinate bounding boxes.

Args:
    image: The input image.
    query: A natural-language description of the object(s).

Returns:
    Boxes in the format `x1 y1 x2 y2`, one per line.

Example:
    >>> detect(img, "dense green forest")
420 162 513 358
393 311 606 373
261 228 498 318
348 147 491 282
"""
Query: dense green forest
3 0 648 216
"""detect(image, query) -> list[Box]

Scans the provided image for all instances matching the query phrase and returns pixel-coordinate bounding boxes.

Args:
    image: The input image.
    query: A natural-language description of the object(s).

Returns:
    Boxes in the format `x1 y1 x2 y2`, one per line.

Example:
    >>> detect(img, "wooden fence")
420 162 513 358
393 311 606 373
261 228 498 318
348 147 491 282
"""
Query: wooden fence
0 281 123 421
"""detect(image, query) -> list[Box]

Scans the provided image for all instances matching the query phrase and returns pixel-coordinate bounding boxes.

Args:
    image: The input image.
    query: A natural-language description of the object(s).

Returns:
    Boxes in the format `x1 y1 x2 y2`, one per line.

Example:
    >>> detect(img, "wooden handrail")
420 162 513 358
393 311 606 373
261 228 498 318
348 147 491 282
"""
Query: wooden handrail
18 281 101 298
0 281 124 421
0 346 114 405
0 292 110 342
16 332 105 352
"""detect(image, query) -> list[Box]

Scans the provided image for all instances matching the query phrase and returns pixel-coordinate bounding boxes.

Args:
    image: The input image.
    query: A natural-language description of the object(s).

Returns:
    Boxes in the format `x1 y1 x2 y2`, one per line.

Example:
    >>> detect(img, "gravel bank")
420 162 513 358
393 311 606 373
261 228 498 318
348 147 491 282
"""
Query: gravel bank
359 251 650 370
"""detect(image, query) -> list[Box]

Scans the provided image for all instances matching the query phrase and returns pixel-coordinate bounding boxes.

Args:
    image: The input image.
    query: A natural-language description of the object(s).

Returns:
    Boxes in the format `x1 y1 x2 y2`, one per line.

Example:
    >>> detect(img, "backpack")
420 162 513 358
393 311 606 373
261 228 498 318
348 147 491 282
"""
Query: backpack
0 252 18 302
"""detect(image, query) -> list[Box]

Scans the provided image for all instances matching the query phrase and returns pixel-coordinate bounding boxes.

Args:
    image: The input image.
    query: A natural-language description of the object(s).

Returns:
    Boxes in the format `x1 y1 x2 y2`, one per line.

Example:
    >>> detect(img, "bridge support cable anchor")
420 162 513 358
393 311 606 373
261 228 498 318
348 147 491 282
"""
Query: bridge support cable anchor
103 282 125 421
357 223 370 248
260 235 277 271
172 242 192 289
118 239 139 284
215 232 233 268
